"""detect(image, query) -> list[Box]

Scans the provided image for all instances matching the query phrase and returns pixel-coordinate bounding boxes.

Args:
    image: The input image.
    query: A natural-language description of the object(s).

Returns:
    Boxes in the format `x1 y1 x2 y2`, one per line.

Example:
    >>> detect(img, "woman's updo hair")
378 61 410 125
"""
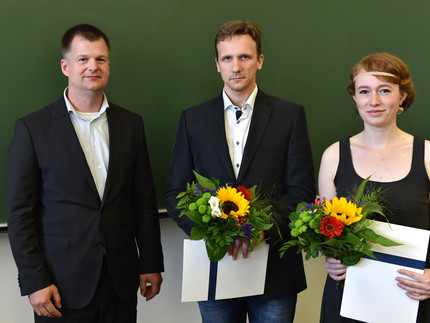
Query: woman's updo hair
347 53 415 111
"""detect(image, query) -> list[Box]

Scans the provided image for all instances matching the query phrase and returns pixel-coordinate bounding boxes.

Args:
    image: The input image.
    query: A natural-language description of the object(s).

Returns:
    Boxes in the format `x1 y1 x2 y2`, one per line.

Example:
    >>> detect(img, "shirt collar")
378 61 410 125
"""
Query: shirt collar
63 87 110 116
223 85 258 111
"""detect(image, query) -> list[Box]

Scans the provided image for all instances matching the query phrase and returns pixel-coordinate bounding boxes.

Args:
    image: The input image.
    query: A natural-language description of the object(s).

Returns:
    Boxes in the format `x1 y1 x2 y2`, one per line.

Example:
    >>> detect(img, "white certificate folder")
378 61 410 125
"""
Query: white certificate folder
181 239 269 302
341 221 430 323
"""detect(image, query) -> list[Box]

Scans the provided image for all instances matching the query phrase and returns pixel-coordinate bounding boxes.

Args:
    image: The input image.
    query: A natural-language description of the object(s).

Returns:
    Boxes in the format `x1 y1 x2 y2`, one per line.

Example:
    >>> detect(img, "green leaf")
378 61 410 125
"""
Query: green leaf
205 239 229 262
193 171 217 191
341 253 361 266
190 226 206 240
354 176 370 202
356 228 401 247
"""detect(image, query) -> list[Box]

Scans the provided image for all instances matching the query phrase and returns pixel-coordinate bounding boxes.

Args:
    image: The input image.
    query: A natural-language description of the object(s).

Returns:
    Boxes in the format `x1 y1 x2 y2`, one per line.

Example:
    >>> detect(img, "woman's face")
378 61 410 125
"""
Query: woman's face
352 70 407 128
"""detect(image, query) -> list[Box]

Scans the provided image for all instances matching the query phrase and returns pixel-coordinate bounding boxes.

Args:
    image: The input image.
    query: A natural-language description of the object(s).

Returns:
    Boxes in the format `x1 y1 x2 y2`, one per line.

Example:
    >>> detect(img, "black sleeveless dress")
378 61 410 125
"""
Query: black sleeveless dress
320 137 430 323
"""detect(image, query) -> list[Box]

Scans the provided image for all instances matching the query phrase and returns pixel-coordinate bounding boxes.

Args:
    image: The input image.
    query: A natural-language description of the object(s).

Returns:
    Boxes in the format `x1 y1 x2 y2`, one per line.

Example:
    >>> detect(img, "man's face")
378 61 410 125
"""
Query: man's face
61 36 110 96
215 34 263 98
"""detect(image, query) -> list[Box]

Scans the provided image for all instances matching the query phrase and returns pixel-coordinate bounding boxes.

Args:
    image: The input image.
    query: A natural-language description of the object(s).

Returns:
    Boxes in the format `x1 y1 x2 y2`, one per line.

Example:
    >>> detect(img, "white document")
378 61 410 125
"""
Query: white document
181 239 269 302
341 221 430 323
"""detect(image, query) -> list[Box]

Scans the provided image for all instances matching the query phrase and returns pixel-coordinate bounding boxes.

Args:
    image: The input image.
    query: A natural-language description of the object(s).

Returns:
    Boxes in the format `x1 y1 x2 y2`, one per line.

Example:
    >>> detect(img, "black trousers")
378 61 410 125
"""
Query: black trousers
34 258 137 323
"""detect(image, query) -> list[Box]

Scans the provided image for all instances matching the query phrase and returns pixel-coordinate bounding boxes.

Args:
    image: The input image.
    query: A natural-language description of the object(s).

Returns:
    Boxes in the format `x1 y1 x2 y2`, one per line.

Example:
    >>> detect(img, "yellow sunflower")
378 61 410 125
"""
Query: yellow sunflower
216 187 250 219
323 197 363 225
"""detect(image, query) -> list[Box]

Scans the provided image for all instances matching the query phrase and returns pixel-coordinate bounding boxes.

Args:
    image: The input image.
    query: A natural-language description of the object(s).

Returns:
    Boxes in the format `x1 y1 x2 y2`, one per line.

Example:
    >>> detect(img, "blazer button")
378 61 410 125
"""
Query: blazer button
96 241 104 248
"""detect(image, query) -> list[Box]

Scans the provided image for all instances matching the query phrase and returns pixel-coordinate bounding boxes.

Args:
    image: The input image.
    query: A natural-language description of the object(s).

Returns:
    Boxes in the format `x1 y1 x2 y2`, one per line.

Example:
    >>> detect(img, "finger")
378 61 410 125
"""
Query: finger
242 241 248 259
140 284 147 297
38 306 53 317
45 304 62 317
397 269 420 280
329 273 346 281
52 289 62 309
232 239 241 260
227 244 234 256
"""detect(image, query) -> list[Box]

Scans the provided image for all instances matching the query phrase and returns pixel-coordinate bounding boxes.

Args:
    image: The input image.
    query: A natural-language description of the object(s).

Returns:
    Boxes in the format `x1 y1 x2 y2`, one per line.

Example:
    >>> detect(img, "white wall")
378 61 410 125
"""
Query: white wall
0 218 326 322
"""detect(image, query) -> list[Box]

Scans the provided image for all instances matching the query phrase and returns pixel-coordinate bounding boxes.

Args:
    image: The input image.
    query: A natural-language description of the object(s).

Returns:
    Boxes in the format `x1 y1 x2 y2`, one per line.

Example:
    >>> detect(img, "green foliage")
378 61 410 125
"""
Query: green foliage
177 171 274 262
280 177 401 266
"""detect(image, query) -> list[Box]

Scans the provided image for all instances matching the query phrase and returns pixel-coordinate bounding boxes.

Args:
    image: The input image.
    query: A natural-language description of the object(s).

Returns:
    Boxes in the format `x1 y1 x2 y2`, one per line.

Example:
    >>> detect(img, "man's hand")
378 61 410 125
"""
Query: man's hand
140 273 163 301
29 284 62 317
227 234 264 260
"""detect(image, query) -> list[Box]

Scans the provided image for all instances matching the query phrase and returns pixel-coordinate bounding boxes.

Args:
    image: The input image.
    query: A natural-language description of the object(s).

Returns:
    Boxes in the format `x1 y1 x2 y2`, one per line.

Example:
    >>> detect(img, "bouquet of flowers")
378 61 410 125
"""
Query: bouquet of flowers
176 171 274 262
280 178 400 266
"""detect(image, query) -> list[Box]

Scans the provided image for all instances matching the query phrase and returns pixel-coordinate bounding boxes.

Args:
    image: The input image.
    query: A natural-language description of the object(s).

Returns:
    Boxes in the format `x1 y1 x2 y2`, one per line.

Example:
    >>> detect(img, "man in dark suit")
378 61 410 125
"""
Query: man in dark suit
164 21 315 323
7 24 164 323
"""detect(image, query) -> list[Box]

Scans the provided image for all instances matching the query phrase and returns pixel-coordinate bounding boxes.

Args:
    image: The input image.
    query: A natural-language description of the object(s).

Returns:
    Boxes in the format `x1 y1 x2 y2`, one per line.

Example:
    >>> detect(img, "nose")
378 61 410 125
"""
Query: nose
370 92 380 106
87 58 99 72
232 58 241 73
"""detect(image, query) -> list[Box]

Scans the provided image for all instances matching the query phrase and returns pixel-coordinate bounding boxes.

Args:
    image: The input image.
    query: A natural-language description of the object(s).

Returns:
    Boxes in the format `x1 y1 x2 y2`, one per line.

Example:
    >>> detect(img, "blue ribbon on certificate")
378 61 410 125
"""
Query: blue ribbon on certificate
208 261 218 301
364 251 425 270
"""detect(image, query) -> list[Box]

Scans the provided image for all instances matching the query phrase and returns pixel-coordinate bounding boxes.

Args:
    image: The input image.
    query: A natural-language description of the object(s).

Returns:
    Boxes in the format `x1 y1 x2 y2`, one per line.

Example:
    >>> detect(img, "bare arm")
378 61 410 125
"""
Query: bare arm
319 142 348 279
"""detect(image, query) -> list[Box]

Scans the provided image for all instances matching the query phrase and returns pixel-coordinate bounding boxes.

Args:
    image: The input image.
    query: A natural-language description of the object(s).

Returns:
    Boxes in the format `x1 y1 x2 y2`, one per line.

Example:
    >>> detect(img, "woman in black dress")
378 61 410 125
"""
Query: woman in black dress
318 52 430 322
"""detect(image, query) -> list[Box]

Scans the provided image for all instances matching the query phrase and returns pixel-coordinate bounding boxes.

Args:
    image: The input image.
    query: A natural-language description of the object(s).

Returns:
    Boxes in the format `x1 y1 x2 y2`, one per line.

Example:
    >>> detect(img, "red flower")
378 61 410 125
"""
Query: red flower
237 185 252 201
319 216 344 239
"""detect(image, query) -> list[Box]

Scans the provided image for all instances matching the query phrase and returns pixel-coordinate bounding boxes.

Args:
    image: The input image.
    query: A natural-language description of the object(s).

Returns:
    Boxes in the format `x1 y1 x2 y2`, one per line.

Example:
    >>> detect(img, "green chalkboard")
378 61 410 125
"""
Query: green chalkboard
1 0 429 226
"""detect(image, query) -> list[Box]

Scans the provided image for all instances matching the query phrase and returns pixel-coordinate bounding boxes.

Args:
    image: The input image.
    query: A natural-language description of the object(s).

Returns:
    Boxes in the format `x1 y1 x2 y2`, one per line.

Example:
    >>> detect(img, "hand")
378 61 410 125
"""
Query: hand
326 257 347 281
29 284 62 317
227 234 264 260
228 238 249 260
396 268 430 301
140 273 163 301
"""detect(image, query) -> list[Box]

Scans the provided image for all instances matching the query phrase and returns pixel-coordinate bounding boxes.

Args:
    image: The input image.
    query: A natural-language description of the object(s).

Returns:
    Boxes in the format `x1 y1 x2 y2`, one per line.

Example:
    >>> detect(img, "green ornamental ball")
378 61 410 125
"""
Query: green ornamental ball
196 198 205 206
202 215 211 223
198 205 207 215
294 220 303 229
202 192 212 200
189 203 197 211
291 228 299 237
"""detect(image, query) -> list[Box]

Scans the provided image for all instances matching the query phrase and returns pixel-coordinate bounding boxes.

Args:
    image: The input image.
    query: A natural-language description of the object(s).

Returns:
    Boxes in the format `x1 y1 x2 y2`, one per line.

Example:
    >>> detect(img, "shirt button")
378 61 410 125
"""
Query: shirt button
236 163 240 168
236 141 240 145
97 165 102 170
96 241 104 248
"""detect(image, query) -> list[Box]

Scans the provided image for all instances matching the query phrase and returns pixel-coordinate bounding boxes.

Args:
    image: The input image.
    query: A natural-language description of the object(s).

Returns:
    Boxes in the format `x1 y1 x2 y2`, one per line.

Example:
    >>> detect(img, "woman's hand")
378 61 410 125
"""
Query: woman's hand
396 268 430 301
326 257 347 281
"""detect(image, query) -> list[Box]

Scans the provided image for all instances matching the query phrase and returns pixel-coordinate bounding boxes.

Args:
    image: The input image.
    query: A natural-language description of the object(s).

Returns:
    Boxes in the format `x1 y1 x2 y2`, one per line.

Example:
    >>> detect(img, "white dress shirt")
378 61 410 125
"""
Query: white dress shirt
223 85 258 178
63 89 110 199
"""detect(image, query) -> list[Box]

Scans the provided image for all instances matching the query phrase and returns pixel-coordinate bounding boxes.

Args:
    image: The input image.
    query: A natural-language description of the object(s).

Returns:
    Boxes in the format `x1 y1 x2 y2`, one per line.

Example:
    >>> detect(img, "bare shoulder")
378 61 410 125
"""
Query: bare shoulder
321 141 340 164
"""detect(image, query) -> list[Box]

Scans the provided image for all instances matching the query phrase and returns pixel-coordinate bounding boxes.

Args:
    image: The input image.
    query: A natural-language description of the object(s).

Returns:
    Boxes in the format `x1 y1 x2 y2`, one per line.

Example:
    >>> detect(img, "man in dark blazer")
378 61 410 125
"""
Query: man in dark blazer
7 24 164 323
164 21 315 323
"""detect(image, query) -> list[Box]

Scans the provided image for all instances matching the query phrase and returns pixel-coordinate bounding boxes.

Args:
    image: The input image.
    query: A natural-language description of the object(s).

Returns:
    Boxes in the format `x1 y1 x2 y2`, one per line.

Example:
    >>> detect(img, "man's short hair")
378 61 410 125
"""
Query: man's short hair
215 21 261 58
61 24 110 59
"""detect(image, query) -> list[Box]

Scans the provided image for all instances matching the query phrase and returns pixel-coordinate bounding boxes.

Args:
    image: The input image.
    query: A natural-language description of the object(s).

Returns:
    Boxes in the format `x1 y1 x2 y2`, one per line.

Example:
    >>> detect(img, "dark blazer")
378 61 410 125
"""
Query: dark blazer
164 90 315 300
7 97 164 308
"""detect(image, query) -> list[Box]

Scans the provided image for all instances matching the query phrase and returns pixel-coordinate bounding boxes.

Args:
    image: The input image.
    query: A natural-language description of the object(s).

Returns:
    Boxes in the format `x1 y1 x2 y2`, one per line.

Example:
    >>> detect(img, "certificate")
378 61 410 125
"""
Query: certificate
340 221 430 323
181 239 269 302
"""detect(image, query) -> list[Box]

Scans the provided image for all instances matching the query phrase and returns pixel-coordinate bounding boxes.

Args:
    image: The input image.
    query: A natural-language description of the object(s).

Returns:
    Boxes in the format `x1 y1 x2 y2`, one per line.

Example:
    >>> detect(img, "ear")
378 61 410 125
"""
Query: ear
215 57 220 73
400 91 407 106
61 59 69 77
257 54 264 70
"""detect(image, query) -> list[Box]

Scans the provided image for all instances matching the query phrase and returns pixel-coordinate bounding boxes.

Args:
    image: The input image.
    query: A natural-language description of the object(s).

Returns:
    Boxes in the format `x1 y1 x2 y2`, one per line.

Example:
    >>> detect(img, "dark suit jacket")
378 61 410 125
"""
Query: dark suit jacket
7 97 164 308
164 90 315 300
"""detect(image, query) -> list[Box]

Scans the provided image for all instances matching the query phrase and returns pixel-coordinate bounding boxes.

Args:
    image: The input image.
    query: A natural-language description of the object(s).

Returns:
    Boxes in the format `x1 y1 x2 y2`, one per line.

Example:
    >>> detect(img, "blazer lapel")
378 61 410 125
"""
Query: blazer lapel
237 91 271 182
208 96 236 180
51 97 100 202
101 106 120 205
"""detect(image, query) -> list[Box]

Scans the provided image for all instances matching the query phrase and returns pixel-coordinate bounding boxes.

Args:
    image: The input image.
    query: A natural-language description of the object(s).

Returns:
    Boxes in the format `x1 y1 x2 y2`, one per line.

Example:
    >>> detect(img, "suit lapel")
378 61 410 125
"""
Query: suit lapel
208 96 236 180
102 106 120 205
237 91 271 182
51 97 100 202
